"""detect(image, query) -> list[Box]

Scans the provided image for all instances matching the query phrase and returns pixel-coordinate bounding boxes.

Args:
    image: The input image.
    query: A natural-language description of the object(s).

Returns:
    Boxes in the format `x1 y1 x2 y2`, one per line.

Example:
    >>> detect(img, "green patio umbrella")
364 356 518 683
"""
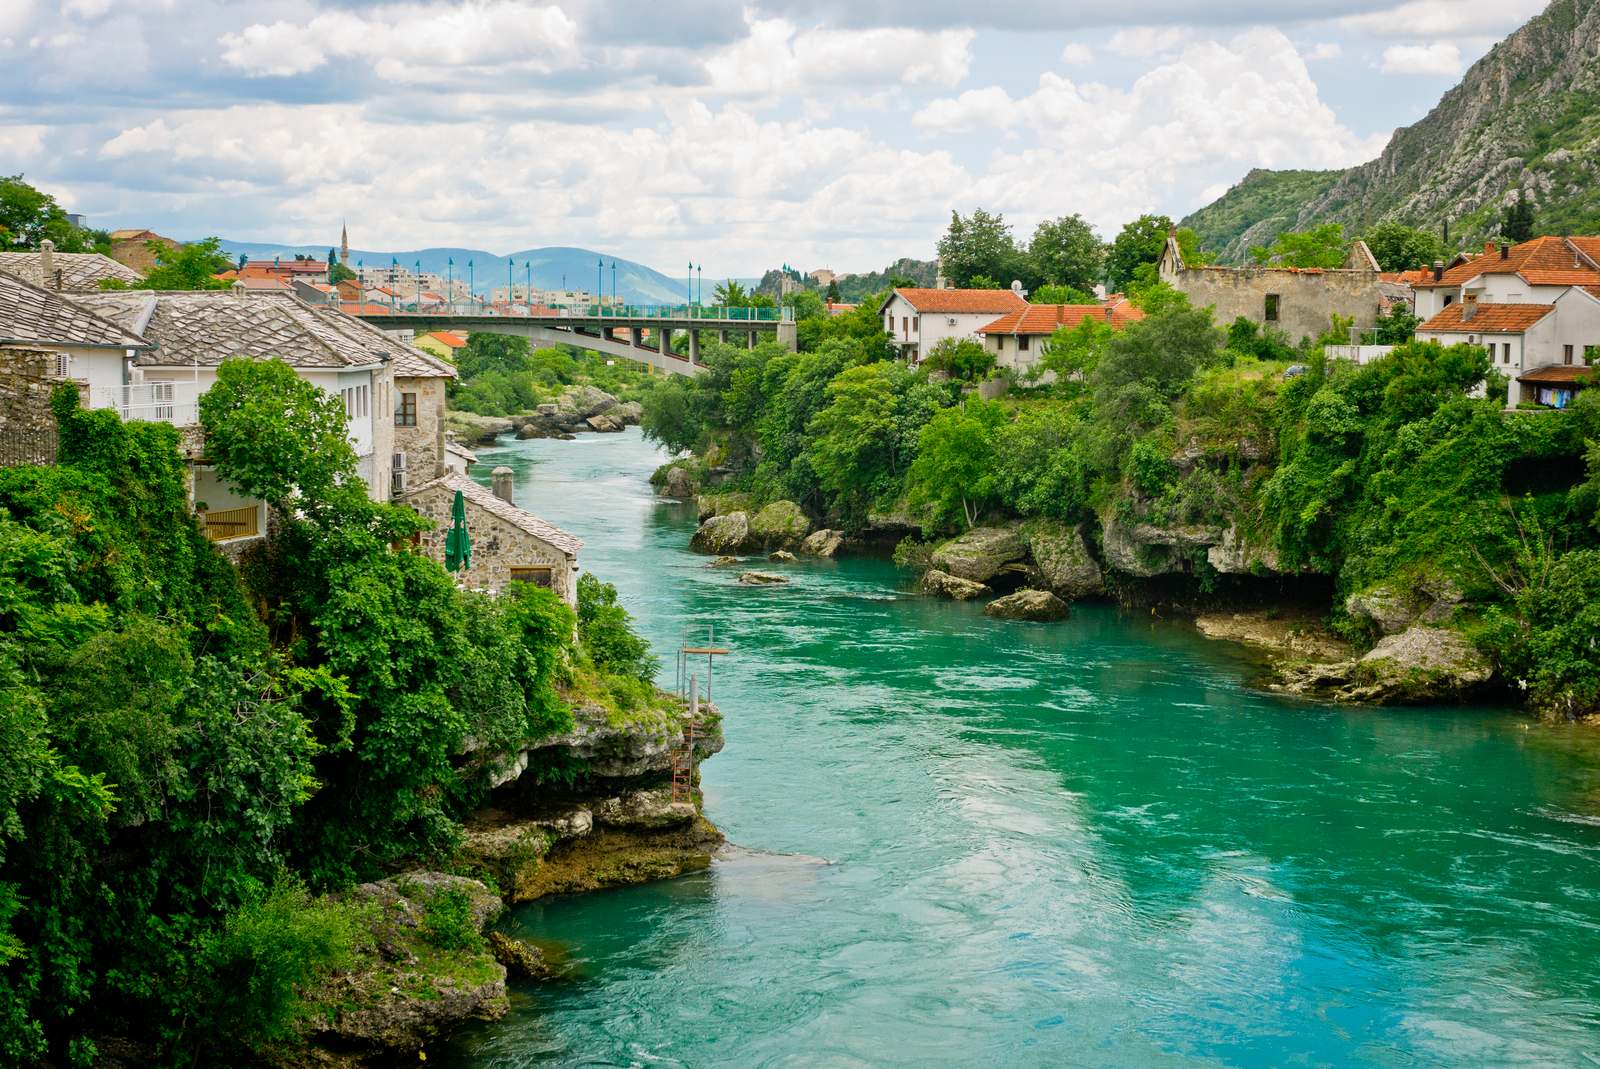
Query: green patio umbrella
443 490 470 573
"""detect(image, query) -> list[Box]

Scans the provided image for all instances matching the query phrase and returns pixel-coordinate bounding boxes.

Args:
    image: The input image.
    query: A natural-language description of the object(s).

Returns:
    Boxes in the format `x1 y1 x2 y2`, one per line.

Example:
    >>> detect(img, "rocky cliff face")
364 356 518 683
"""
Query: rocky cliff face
1183 0 1600 254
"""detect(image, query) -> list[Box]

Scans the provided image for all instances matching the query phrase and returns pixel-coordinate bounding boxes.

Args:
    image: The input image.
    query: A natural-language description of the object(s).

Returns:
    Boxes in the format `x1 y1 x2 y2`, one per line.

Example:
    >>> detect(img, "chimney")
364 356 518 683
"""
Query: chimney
1462 294 1477 321
39 239 54 286
1485 240 1496 257
232 279 247 297
1432 260 1444 282
1104 305 1113 323
1501 243 1509 261
491 466 514 504
435 402 447 478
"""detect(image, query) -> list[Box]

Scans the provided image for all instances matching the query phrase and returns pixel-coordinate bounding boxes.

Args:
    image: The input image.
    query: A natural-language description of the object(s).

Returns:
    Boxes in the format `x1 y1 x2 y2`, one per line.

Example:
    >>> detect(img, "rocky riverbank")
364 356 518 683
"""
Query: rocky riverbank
448 385 643 444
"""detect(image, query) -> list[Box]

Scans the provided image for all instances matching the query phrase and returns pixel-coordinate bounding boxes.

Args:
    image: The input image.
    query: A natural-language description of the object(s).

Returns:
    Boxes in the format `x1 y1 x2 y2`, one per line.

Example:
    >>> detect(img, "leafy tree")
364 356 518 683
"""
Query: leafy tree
1502 194 1537 243
1094 305 1223 400
923 337 996 383
785 290 826 321
130 237 234 290
713 279 750 306
1361 221 1445 271
1040 316 1114 382
199 358 360 513
457 332 531 379
805 363 908 519
991 406 1088 521
910 400 1008 528
1106 214 1174 293
576 574 659 683
826 278 841 302
0 174 93 252
937 209 1031 290
1373 303 1421 345
1250 222 1346 269
1029 214 1104 291
1031 284 1096 305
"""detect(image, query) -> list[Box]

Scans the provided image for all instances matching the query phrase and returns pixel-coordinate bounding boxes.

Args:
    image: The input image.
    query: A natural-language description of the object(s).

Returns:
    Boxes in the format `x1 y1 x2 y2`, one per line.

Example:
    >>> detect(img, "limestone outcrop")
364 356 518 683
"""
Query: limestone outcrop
662 466 695 498
982 589 1070 621
1022 520 1104 598
768 550 798 562
801 529 846 557
1272 625 1493 704
449 413 515 443
746 500 812 549
738 571 789 584
930 526 1027 582
690 512 750 554
1100 518 1186 578
922 568 991 600
586 413 625 432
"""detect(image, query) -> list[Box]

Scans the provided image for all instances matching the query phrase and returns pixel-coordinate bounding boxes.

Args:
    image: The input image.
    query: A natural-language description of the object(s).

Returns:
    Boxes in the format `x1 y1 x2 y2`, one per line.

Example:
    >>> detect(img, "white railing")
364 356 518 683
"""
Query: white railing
93 382 200 425
1325 344 1395 365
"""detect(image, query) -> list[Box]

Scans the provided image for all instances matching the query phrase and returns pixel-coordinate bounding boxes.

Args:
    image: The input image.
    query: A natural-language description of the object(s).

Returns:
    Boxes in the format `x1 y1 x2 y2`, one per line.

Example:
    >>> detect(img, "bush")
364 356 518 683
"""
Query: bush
577 574 659 683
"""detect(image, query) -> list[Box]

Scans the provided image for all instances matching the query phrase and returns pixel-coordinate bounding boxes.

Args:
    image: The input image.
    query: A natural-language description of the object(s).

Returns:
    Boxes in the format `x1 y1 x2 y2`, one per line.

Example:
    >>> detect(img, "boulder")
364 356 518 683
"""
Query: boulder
747 500 811 549
800 529 846 557
487 933 557 980
1100 518 1185 577
613 401 644 424
697 493 755 523
738 571 790 585
1273 625 1492 705
1345 584 1422 634
586 413 624 432
515 423 544 440
448 413 515 444
930 526 1027 582
982 589 1070 622
529 705 723 780
535 403 558 416
594 788 699 830
922 568 992 601
690 512 749 554
768 550 798 562
710 555 740 565
662 466 695 498
564 385 619 418
1023 520 1103 598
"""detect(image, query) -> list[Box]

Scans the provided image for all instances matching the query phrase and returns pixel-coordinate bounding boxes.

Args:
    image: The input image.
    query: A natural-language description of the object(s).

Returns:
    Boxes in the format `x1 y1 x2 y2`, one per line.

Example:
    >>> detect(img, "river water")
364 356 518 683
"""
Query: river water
441 428 1600 1069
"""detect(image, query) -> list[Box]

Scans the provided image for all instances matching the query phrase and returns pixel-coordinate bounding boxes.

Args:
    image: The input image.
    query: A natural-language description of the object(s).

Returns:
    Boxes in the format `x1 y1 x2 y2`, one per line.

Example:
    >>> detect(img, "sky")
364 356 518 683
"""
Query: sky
0 0 1552 276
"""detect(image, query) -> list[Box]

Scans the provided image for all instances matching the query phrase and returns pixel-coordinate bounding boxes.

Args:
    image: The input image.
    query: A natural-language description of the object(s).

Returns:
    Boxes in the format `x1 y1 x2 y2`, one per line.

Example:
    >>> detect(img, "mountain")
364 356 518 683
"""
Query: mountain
1182 0 1600 264
211 241 723 304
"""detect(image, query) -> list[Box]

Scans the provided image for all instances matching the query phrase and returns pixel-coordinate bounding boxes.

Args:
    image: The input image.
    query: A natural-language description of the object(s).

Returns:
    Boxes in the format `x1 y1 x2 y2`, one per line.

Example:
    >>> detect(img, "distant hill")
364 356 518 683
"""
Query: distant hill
1181 0 1600 263
212 241 719 304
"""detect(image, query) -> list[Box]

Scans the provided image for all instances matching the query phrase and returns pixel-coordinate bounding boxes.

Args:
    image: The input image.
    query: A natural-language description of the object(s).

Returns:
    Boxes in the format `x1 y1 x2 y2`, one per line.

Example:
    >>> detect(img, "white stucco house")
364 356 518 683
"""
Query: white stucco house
1415 285 1600 409
876 287 1028 363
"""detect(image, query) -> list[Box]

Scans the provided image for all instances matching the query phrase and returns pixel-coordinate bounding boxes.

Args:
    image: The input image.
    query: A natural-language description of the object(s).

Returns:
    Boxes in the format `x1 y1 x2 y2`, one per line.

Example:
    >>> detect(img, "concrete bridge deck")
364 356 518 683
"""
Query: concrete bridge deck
356 308 796 376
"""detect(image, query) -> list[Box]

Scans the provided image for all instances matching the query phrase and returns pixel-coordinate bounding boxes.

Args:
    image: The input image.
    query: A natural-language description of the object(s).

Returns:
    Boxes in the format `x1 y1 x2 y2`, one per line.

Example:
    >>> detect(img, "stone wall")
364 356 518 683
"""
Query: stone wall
1163 266 1384 343
0 346 70 434
405 482 577 605
394 373 448 482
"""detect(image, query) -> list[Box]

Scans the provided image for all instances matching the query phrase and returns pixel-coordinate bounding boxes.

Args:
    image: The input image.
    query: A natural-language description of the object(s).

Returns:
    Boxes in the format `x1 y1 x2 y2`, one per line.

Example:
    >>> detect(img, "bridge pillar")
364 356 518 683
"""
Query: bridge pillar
747 331 756 349
631 326 644 349
776 320 797 352
658 327 673 358
718 330 728 344
688 329 700 364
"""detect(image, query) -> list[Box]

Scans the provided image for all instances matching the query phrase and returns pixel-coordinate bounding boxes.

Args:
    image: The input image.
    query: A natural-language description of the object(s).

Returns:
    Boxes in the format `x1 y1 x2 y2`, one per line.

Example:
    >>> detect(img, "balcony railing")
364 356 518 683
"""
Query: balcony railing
202 505 259 542
93 382 200 425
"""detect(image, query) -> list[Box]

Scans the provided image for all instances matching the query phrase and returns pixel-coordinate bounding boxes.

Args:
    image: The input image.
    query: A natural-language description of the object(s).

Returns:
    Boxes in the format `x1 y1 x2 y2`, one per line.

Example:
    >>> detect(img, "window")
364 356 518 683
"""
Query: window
912 316 919 333
1264 294 1279 322
1564 344 1575 365
1503 343 1512 364
395 392 416 426
1444 294 1454 306
994 335 1004 351
510 567 553 589
902 316 908 337
1018 334 1030 351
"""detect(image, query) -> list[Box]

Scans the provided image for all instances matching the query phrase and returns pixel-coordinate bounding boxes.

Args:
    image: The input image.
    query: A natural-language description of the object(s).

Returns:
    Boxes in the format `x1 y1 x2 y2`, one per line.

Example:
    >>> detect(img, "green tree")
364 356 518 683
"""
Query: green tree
0 174 91 252
826 278 841 303
805 363 907 517
576 574 659 683
1106 214 1173 293
1029 214 1104 291
937 209 1031 290
923 337 996 383
1040 316 1115 382
131 237 233 290
713 279 750 306
910 400 1008 528
1503 194 1537 244
1250 222 1346 269
1030 284 1096 305
1360 221 1445 271
198 358 360 513
457 332 531 379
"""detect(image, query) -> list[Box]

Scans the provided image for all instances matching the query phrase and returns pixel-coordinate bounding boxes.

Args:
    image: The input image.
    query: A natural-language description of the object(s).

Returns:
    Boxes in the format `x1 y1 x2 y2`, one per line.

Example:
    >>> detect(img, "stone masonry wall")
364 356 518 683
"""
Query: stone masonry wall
405 482 576 605
0 347 71 434
1168 268 1384 343
394 374 448 482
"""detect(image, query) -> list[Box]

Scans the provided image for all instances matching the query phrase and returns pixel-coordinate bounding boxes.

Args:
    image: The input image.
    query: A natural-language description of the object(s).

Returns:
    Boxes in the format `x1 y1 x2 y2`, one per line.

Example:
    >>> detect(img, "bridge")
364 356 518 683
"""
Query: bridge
355 305 797 376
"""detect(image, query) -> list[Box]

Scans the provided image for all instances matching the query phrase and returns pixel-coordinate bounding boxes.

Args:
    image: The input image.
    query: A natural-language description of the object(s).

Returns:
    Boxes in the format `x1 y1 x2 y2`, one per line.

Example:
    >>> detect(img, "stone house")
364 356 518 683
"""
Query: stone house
107 229 182 274
390 344 460 493
397 470 582 605
1157 233 1385 342
975 303 1147 379
0 242 145 292
1415 286 1600 409
876 287 1028 362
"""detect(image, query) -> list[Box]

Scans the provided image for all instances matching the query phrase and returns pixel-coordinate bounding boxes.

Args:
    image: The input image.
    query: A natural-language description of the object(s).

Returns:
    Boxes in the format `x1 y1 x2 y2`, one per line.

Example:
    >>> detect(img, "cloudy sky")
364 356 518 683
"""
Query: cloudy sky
0 0 1549 273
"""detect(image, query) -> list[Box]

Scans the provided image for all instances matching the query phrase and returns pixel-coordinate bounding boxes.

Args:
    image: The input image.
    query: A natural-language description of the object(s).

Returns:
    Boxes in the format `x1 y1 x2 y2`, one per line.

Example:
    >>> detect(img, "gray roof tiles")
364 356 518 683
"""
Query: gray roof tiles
0 251 145 291
401 470 583 556
0 270 155 349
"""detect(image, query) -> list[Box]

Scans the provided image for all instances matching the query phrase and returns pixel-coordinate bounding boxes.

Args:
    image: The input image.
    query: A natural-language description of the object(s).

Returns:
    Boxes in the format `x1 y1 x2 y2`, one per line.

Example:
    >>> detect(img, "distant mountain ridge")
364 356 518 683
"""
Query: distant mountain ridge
1182 0 1600 263
211 240 759 304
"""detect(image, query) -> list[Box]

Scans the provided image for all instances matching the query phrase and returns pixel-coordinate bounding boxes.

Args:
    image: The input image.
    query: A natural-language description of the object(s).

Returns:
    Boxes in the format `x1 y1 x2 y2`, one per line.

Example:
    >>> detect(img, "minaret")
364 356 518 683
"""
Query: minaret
935 256 947 291
340 222 349 267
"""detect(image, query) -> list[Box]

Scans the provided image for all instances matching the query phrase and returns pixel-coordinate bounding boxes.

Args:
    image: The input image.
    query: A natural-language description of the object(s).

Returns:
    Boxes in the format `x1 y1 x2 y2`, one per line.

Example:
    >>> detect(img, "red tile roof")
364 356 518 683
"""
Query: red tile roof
1413 236 1600 288
1518 363 1597 384
976 304 1146 335
883 288 1027 314
1566 236 1600 268
340 302 395 315
1381 270 1430 285
424 331 467 347
1417 302 1554 333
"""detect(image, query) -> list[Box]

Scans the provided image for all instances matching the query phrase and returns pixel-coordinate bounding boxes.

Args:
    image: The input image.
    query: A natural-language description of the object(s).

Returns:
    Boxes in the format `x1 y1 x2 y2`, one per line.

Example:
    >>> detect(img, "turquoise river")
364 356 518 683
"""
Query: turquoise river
440 428 1600 1069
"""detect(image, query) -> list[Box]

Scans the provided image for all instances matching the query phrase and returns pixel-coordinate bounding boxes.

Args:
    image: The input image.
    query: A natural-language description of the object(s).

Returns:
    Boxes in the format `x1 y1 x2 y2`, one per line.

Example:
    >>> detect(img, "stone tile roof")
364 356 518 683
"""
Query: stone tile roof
879 288 1028 315
0 270 154 349
0 251 144 291
445 440 478 464
1417 302 1555 333
976 303 1146 335
71 291 451 374
400 470 582 555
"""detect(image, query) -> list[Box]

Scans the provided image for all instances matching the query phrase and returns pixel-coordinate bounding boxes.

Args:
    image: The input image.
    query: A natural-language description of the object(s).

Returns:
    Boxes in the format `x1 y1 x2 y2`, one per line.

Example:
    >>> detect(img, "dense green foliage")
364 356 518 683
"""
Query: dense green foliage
447 333 663 417
95 237 235 291
1360 221 1447 272
0 361 613 1064
1176 168 1347 264
0 175 108 253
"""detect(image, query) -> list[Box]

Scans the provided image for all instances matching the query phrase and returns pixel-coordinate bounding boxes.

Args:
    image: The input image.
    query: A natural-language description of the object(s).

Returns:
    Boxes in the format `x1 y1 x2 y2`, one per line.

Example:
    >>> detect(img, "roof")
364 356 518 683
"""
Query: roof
399 471 583 555
1416 302 1555 333
1413 236 1600 289
108 228 158 241
975 303 1146 335
1381 270 1430 285
71 290 449 373
1570 236 1600 270
445 440 478 463
1518 364 1596 384
0 270 155 349
877 288 1028 315
423 331 467 347
0 251 145 292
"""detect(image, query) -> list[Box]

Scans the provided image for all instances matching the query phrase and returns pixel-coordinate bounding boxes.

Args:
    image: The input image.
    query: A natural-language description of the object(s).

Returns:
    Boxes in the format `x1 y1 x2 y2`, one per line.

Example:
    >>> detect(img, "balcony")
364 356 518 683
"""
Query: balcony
201 505 260 542
93 382 199 425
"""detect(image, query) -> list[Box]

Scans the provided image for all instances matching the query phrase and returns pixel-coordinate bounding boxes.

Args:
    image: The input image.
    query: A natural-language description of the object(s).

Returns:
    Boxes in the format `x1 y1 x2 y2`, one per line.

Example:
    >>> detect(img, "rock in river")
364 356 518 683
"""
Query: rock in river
747 500 811 550
768 550 798 562
801 529 846 557
982 589 1070 621
739 571 790 585
690 512 749 554
922 568 991 601
1273 625 1492 704
930 526 1027 582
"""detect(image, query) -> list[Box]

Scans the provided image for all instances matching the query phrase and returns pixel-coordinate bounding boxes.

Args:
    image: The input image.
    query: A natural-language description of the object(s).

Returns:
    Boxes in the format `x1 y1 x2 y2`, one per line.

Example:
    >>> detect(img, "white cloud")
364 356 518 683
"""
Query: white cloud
704 17 973 96
1105 27 1190 58
1380 42 1461 74
1341 0 1548 41
219 2 581 81
1060 43 1093 66
911 86 1022 134
1304 42 1341 60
